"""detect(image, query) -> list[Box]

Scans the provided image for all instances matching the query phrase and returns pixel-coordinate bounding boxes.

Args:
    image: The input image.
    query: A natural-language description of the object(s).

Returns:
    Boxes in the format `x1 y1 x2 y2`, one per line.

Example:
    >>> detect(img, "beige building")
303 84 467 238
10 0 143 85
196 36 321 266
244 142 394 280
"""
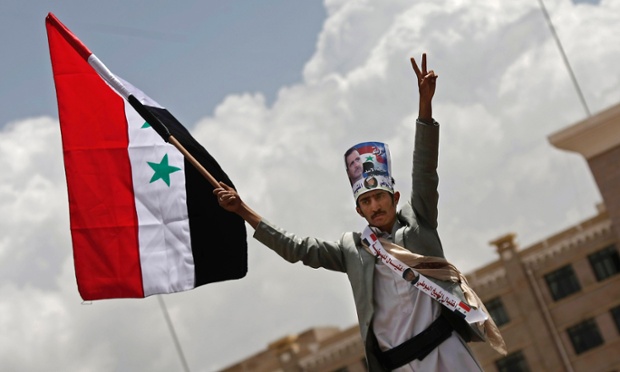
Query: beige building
220 103 620 372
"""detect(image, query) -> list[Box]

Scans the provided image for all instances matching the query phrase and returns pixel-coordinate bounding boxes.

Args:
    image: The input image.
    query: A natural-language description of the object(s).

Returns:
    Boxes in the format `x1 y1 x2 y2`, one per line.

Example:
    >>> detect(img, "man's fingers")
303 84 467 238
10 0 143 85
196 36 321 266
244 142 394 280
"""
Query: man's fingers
410 57 422 78
426 71 438 80
214 181 240 207
411 54 431 81
219 181 234 191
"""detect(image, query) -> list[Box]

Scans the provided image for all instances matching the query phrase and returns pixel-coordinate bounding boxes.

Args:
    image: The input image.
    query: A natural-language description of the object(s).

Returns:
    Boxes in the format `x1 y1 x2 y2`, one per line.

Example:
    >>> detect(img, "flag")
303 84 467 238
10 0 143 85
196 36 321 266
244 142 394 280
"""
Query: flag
46 13 247 301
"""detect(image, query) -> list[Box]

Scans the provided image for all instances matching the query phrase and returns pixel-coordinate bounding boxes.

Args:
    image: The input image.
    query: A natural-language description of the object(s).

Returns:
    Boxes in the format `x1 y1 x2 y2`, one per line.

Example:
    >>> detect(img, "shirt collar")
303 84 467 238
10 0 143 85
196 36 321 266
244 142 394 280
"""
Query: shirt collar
369 218 402 240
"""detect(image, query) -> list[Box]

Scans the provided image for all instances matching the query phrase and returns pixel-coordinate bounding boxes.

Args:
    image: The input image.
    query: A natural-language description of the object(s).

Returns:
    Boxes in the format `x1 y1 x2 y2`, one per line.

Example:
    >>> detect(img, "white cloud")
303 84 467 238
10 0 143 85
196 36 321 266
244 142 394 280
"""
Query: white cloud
0 117 69 288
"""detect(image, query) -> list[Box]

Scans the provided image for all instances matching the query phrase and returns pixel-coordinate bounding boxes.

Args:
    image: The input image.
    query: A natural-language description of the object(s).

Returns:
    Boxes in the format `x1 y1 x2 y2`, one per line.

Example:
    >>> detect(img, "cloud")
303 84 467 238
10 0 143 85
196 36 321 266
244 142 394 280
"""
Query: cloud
193 0 612 271
0 117 70 289
0 115 357 371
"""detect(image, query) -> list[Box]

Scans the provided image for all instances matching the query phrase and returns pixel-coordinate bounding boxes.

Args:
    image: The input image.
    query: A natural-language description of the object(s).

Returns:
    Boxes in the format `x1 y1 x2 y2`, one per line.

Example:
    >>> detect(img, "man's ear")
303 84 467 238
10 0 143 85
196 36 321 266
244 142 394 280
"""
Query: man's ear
393 191 401 205
356 206 365 218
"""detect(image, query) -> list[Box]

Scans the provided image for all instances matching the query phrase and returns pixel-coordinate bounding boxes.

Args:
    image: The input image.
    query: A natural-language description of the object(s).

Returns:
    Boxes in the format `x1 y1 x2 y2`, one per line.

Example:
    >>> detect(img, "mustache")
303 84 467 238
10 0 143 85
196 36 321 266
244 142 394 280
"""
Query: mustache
371 210 386 219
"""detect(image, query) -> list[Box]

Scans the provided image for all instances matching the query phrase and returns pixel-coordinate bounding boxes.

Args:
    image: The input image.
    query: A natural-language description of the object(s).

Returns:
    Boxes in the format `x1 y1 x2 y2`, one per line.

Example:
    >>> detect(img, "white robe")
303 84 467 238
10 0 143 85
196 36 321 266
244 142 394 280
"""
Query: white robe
373 256 483 371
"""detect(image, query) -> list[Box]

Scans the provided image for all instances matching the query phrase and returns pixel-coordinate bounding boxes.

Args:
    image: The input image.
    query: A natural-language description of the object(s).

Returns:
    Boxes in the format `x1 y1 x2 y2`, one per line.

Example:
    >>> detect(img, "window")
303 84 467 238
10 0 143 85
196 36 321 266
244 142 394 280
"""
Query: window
567 318 604 354
495 350 530 372
588 245 620 281
544 265 581 301
611 305 620 333
486 297 510 326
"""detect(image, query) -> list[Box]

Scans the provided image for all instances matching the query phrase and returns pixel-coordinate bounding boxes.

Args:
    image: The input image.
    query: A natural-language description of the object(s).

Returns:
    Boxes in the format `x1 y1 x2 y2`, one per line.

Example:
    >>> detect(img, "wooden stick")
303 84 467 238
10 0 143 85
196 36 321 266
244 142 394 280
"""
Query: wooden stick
168 135 219 188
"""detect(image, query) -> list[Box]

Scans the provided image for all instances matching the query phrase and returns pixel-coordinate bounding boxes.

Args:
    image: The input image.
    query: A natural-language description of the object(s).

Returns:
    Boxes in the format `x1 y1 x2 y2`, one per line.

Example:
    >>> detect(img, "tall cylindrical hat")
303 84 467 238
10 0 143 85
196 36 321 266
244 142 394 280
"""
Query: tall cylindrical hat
344 141 393 201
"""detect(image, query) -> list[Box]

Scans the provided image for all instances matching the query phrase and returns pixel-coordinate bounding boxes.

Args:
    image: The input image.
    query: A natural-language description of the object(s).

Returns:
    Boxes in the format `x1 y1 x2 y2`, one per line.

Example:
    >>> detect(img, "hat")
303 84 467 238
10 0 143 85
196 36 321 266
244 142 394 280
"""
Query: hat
344 141 393 201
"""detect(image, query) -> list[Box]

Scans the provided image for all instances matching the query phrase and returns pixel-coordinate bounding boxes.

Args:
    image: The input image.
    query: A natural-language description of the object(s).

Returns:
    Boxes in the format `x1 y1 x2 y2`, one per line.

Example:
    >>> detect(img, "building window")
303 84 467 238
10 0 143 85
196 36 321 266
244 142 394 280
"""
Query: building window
567 318 604 354
486 297 510 326
611 305 620 333
588 245 620 281
495 350 530 372
544 265 581 301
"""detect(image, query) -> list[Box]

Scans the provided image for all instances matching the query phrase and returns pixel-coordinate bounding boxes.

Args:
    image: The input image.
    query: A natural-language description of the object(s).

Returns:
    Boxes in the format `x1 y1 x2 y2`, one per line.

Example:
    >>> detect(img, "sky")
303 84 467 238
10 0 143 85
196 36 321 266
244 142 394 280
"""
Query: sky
0 0 618 371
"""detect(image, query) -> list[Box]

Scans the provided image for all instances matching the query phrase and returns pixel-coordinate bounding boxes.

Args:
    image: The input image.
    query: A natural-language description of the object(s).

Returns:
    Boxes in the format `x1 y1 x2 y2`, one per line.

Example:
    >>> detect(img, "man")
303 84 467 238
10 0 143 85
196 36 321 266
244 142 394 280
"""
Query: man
214 54 485 371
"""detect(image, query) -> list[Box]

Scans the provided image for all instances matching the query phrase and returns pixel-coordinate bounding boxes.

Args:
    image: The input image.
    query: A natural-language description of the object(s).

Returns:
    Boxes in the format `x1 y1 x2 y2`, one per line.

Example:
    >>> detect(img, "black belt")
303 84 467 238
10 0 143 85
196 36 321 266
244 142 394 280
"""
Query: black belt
379 315 453 370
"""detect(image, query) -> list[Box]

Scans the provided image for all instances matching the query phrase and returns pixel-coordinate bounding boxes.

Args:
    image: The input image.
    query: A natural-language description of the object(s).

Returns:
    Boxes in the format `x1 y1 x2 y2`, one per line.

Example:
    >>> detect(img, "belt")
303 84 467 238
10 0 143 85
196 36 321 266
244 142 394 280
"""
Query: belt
379 315 453 370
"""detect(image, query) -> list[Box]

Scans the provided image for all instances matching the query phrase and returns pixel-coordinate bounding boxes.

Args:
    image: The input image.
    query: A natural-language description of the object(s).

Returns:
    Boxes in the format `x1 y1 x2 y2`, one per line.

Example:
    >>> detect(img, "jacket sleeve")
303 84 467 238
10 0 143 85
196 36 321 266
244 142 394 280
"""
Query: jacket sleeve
253 219 347 272
411 119 440 229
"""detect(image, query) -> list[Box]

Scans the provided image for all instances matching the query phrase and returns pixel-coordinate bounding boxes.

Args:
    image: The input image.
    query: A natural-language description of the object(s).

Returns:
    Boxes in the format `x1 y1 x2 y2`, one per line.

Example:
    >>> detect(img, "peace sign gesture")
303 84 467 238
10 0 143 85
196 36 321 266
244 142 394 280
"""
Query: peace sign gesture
410 53 437 122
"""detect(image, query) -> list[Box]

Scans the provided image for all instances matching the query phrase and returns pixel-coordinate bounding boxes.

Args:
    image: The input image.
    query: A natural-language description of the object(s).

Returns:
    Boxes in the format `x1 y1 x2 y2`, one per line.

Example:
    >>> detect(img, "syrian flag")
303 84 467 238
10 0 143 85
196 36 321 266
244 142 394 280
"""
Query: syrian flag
46 13 247 301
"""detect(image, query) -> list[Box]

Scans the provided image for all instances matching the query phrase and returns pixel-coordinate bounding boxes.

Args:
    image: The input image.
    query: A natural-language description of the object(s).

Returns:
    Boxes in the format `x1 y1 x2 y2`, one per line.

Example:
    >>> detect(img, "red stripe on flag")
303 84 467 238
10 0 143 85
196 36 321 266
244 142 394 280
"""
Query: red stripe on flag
48 19 144 299
46 13 92 61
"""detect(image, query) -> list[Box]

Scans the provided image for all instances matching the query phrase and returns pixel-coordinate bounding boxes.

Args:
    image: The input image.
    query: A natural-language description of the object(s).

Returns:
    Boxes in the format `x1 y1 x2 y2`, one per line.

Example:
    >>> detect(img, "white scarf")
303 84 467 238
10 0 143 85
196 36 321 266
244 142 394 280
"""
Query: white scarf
362 226 507 356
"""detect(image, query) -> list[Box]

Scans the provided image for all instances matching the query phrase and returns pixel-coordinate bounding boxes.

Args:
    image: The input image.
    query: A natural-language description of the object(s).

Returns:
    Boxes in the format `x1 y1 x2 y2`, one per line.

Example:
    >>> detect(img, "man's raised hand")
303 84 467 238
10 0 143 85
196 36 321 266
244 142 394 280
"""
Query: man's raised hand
410 53 437 122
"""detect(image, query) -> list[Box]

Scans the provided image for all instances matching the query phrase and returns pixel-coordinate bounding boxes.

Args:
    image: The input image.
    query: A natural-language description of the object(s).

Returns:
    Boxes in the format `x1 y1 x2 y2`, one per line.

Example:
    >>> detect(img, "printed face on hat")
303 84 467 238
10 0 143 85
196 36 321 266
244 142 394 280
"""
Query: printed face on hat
364 176 378 189
345 149 363 184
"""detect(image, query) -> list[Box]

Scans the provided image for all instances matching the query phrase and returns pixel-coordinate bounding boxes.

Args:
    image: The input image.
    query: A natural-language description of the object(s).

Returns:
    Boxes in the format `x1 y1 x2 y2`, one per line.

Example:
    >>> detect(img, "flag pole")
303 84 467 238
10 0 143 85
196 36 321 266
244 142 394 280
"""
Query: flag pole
158 296 191 372
168 135 220 187
537 0 591 117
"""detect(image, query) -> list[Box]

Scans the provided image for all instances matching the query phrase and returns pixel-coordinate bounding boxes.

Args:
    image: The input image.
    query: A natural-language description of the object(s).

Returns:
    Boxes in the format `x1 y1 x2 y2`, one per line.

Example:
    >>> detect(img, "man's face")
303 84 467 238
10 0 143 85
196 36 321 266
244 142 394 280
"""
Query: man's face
346 150 363 182
356 190 400 232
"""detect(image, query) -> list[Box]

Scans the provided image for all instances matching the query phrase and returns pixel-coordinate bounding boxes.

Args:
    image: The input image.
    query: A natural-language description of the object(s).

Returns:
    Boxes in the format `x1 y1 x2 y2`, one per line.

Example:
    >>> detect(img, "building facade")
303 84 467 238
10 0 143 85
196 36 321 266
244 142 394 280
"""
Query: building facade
220 103 620 372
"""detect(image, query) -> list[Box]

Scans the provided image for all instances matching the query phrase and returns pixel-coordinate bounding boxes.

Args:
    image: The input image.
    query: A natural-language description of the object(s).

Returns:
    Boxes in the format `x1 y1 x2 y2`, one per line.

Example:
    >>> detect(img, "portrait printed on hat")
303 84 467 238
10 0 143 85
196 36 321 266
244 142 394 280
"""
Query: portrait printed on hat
344 141 393 200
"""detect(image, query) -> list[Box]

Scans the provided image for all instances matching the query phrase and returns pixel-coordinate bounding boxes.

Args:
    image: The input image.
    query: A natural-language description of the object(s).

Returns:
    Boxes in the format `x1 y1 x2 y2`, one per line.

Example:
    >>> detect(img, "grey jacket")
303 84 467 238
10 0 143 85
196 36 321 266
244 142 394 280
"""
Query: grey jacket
254 120 446 370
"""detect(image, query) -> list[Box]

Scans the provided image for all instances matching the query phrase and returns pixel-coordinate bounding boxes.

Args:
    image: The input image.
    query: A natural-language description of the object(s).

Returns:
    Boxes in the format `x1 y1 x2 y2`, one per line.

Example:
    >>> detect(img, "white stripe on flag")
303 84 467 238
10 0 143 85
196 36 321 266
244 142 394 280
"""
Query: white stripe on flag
124 98 195 295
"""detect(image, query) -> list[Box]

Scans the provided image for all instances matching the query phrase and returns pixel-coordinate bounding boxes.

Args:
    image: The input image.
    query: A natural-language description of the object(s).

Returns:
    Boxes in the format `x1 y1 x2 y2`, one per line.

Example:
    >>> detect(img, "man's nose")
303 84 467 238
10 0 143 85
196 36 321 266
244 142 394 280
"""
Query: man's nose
370 199 381 210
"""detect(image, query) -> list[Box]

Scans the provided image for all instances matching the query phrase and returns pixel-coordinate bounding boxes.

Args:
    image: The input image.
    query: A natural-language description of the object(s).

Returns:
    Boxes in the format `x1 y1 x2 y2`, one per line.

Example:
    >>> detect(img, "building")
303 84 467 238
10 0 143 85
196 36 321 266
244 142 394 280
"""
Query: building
220 103 620 372
470 102 620 371
220 326 366 372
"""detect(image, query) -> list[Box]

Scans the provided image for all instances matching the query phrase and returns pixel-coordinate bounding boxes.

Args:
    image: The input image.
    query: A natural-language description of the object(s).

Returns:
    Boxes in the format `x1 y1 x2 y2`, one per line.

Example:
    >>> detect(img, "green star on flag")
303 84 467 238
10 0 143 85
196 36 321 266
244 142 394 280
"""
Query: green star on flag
141 121 151 128
365 155 374 161
148 154 181 187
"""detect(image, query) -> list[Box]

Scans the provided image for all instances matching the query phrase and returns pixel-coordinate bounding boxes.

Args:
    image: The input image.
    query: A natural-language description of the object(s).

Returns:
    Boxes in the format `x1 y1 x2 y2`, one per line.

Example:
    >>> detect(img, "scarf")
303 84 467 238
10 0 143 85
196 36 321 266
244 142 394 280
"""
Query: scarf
369 236 507 356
